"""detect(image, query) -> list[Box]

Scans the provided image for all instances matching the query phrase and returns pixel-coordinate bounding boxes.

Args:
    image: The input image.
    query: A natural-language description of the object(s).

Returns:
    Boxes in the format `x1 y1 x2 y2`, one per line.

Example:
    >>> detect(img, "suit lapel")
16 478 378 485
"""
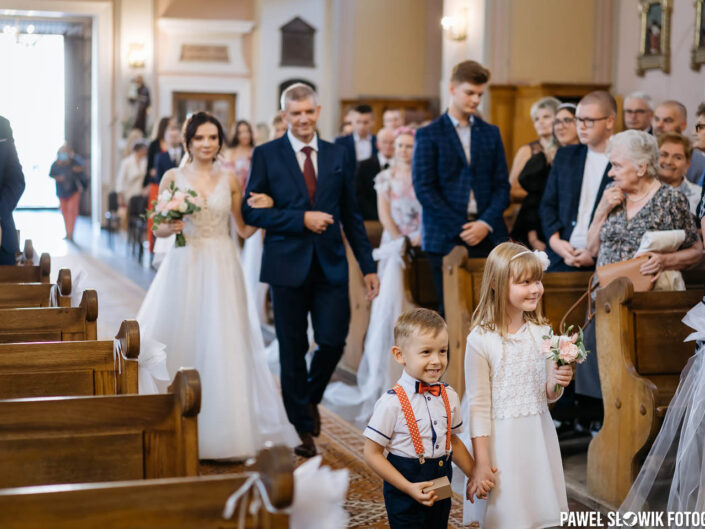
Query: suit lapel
570 145 588 214
443 114 469 167
590 162 612 221
280 136 309 202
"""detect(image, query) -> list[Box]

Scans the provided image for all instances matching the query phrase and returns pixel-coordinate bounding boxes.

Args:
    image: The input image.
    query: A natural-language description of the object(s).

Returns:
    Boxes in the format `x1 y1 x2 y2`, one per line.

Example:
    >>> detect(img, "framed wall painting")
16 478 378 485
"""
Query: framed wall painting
692 0 705 70
637 0 672 76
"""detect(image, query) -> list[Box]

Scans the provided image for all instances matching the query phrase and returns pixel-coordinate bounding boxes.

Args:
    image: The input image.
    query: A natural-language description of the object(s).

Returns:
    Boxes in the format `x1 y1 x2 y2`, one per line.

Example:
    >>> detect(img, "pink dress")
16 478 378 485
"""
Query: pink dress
374 168 421 243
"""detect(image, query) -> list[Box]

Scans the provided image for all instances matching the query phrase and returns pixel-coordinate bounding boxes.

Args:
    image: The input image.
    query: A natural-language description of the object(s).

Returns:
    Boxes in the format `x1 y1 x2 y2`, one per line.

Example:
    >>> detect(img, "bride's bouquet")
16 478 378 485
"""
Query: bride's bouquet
542 324 589 392
149 181 203 247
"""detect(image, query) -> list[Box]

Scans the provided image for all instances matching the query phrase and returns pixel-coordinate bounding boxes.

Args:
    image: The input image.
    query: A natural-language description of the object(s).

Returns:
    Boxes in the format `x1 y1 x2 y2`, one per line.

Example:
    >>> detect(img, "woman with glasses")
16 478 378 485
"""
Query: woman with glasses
510 103 578 250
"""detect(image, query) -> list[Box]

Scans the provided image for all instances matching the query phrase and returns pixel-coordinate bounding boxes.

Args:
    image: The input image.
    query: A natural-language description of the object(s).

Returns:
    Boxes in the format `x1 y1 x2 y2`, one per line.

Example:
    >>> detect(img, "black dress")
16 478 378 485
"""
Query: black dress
510 147 550 247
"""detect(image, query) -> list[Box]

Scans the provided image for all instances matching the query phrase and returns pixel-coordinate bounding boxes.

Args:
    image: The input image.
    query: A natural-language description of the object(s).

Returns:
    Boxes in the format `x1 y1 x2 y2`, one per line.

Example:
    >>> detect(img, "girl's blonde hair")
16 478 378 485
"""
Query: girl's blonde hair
470 242 547 337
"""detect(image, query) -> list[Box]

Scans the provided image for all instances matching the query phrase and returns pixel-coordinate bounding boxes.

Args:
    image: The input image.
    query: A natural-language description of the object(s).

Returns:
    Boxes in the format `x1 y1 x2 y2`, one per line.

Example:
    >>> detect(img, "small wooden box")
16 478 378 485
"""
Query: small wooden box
422 476 451 501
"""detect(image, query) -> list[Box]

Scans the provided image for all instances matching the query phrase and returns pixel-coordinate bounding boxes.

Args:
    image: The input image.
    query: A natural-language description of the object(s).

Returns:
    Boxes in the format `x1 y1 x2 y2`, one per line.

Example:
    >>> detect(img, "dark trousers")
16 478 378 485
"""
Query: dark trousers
384 453 452 529
427 238 494 317
270 254 350 433
0 247 14 265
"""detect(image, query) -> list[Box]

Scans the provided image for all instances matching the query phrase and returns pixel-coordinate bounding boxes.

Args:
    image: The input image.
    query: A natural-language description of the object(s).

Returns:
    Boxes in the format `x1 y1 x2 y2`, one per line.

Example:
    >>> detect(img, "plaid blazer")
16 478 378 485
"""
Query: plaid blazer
412 113 509 255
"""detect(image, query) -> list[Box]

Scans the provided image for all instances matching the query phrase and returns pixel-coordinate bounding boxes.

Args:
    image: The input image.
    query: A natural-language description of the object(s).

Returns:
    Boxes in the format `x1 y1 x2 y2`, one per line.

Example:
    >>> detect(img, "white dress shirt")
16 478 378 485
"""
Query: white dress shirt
675 178 702 215
353 132 373 162
287 129 318 177
116 153 147 199
364 370 463 459
447 113 481 217
569 149 609 249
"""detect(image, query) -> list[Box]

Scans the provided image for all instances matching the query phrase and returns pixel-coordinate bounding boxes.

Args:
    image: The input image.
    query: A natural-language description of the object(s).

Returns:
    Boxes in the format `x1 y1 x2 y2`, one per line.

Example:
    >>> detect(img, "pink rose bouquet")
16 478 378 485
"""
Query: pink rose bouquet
148 181 203 247
542 324 589 392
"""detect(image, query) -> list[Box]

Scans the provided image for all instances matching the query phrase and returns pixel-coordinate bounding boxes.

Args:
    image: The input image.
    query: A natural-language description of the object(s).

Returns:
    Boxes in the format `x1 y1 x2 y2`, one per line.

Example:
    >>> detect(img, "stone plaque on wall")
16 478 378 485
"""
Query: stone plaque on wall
280 17 315 67
180 44 229 63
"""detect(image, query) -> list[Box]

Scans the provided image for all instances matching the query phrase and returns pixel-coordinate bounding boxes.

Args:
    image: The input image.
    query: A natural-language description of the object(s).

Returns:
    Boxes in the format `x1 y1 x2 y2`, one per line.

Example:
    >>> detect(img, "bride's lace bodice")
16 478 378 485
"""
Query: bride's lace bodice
175 170 231 240
491 324 548 419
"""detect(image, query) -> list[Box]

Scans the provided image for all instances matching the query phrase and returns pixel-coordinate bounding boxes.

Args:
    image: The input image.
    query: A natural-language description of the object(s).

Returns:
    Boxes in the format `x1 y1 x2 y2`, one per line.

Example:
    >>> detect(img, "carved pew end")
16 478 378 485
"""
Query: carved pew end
169 368 202 418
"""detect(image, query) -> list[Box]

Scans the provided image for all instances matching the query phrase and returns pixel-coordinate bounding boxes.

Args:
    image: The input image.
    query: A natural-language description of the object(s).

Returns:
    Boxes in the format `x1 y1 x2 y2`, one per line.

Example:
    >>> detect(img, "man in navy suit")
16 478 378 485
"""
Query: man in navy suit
243 84 379 457
0 116 25 265
412 61 510 316
540 91 615 272
153 124 184 185
335 104 377 178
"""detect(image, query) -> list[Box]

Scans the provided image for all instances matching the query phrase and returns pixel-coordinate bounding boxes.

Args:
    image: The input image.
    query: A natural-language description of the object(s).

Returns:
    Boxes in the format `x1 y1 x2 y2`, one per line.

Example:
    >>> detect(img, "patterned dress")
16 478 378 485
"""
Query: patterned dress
374 168 422 244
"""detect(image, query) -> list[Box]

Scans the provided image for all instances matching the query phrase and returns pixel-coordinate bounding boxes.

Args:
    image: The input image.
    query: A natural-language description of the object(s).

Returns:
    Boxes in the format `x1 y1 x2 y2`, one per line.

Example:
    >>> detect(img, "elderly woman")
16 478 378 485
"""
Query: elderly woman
509 96 561 202
511 103 578 250
577 130 702 407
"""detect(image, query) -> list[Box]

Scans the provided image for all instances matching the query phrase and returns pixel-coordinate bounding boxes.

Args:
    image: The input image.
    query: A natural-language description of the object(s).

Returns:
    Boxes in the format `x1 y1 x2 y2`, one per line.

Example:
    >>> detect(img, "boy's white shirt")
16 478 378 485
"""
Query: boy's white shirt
364 369 464 459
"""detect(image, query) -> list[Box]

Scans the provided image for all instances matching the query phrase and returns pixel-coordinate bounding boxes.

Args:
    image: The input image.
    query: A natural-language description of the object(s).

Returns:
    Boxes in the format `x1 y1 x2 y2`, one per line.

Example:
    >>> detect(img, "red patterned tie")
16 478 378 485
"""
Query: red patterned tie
417 382 441 397
301 146 316 203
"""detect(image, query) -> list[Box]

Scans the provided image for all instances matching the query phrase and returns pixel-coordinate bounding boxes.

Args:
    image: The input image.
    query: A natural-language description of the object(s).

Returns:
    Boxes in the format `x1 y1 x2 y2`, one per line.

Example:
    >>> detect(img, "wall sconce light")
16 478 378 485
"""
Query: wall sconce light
127 42 146 69
441 8 468 41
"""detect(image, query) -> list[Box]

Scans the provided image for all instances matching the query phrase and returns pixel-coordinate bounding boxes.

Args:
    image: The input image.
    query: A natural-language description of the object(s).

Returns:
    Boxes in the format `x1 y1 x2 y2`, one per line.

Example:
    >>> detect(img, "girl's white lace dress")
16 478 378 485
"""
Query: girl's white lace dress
136 170 299 459
464 322 568 529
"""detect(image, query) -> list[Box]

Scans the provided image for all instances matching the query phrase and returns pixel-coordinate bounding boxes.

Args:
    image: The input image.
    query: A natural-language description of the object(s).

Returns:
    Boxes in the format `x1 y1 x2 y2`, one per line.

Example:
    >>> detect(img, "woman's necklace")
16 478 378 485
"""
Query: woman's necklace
625 181 658 203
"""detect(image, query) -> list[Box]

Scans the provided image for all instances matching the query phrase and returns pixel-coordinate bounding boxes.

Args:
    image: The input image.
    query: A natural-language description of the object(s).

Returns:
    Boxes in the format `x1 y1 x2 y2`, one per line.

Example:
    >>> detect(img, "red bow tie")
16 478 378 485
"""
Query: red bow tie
417 382 441 397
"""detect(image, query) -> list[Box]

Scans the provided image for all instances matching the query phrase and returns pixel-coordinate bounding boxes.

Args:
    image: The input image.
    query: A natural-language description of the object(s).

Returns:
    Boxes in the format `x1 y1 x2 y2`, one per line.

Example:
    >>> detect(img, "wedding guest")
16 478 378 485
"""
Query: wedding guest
153 124 184 187
122 128 145 158
116 141 148 208
652 100 705 185
540 91 615 271
413 60 510 316
271 114 287 140
355 127 395 221
49 143 88 241
143 116 174 252
657 132 701 215
383 108 404 130
509 97 560 202
581 130 702 401
623 92 654 133
510 103 579 250
254 122 270 145
0 115 24 265
336 104 377 177
224 120 255 190
693 103 705 163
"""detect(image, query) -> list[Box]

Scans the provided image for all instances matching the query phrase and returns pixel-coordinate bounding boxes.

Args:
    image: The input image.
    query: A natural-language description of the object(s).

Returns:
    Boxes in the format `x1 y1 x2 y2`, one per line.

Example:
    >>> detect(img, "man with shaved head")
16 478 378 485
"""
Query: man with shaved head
355 127 396 220
652 100 705 184
540 90 614 271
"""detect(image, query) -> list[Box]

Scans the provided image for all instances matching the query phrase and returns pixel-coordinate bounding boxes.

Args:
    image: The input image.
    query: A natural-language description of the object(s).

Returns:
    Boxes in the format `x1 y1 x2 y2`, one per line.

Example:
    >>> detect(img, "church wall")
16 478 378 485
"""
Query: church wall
613 0 705 122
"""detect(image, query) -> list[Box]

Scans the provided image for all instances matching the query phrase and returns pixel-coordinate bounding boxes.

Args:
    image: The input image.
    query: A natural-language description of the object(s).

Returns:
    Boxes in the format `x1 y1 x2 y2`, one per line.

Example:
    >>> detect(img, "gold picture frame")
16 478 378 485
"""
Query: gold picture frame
637 0 672 76
692 0 705 70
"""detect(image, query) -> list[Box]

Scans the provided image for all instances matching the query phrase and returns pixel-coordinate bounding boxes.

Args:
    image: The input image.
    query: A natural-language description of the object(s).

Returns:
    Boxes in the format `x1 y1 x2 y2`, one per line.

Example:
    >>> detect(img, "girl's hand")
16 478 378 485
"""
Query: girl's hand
247 192 273 209
469 464 497 501
547 362 573 393
154 220 184 238
405 481 437 507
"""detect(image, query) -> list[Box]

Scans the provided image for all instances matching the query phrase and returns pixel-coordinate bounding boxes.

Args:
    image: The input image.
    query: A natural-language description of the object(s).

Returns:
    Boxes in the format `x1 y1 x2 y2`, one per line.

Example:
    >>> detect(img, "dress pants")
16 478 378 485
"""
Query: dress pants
0 247 15 265
427 238 494 317
384 453 452 529
271 253 350 433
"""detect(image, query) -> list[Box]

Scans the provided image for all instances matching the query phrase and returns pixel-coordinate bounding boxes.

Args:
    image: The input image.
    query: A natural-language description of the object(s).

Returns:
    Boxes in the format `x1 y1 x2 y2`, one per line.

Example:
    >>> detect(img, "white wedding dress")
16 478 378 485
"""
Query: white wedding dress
136 169 299 459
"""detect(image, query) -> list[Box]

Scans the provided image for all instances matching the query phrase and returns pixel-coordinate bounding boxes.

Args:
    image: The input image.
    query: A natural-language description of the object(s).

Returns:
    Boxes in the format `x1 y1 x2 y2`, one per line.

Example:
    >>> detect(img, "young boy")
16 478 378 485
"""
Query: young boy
363 308 494 529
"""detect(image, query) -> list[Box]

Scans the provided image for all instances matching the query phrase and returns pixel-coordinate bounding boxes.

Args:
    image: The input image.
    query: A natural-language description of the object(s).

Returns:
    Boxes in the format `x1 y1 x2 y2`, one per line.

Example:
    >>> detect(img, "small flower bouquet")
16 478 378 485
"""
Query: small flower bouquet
149 181 203 247
542 324 589 392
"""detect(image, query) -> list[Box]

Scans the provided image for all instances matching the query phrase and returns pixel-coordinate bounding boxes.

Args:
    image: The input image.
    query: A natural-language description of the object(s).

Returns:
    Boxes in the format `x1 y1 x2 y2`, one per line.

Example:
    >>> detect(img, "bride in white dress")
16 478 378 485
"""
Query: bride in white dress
137 112 299 459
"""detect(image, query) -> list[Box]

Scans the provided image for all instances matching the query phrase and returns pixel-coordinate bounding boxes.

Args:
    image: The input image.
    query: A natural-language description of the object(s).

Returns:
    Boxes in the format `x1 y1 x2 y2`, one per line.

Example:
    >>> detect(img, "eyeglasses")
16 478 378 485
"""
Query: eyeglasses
696 124 705 133
624 109 649 115
553 117 576 127
576 116 609 128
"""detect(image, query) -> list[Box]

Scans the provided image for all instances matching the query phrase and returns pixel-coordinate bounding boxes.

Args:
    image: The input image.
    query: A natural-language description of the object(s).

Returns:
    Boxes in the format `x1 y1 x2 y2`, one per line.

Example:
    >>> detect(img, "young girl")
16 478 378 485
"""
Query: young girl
464 242 572 528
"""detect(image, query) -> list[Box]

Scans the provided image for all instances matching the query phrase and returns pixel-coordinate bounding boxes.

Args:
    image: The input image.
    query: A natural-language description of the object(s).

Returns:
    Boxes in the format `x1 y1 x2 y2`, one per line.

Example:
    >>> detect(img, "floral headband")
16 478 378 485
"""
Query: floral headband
510 249 550 271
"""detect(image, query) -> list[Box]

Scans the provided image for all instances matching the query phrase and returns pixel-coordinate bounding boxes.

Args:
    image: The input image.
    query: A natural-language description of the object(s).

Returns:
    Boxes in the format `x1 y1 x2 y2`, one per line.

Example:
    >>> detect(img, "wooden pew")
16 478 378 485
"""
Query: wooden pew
443 246 593 397
14 239 35 264
0 368 200 488
587 277 702 505
0 252 50 282
0 319 139 398
0 268 71 308
0 445 293 529
0 289 98 343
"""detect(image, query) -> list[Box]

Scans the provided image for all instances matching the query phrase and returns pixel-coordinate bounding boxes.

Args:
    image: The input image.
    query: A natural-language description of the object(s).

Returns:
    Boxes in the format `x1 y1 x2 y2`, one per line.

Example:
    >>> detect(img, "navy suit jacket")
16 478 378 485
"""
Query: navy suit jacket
539 144 611 269
242 135 376 288
412 113 510 255
154 149 183 185
334 134 377 178
0 137 25 256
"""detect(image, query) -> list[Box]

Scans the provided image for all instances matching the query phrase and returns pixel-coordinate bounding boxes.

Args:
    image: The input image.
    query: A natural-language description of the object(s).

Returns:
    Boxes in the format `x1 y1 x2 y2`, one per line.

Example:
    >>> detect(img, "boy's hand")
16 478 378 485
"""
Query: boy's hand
406 481 437 507
466 478 496 502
